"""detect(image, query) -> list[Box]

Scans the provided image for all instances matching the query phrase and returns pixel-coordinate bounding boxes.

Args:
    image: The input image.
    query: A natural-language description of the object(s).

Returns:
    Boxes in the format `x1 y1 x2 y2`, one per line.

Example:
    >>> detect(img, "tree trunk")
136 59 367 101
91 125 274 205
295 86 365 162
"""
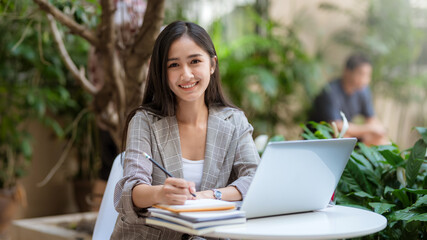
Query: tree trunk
32 0 165 148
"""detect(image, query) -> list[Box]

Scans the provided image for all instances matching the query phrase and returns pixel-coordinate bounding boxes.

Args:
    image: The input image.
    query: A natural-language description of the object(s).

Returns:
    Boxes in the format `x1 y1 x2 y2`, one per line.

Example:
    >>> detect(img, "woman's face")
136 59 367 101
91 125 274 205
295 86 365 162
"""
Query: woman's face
167 35 216 104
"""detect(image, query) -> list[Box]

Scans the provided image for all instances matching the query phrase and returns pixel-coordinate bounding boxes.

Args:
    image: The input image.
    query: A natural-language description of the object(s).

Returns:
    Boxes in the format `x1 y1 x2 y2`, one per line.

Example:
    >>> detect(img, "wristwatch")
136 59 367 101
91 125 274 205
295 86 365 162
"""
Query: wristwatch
212 189 222 200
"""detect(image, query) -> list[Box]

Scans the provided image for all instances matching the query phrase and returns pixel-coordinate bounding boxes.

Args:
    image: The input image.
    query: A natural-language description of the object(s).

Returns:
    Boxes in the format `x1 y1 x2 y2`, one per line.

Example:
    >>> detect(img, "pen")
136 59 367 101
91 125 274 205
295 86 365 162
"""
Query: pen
143 152 197 197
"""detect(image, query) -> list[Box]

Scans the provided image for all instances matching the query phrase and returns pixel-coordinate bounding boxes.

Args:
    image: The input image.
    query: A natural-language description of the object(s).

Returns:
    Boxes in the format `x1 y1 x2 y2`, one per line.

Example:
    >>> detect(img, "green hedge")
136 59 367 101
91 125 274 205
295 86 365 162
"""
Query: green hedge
302 122 427 239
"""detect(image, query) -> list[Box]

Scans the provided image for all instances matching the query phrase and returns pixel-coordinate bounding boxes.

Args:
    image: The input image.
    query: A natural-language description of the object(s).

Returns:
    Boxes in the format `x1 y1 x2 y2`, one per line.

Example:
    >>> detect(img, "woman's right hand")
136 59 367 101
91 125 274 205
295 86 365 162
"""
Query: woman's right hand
156 178 196 205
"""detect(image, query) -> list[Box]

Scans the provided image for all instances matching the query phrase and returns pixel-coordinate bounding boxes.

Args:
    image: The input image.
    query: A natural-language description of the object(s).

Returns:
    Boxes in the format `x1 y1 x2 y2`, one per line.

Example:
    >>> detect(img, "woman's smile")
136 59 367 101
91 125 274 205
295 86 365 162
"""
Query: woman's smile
179 81 199 90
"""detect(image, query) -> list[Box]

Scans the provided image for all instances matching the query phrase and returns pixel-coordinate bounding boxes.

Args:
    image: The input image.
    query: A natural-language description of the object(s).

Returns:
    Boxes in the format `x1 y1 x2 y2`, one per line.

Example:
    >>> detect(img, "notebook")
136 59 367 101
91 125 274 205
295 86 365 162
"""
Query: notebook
147 209 245 229
149 207 245 222
152 199 236 213
145 217 245 235
147 200 245 235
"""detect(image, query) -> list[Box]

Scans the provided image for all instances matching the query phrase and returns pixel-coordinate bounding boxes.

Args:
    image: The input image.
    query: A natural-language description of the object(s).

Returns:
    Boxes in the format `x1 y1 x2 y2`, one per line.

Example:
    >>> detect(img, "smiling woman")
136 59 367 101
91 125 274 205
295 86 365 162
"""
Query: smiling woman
111 21 260 240
166 35 215 104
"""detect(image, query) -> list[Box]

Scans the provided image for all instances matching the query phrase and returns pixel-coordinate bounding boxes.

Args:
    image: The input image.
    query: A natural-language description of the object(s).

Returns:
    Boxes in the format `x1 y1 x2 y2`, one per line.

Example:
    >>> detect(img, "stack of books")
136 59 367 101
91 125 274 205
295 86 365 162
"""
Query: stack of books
146 199 246 235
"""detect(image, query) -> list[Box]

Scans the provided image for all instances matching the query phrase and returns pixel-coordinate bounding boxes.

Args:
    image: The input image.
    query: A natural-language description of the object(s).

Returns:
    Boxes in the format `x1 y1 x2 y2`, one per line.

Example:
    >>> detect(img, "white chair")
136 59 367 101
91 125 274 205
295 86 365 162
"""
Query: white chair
92 153 124 240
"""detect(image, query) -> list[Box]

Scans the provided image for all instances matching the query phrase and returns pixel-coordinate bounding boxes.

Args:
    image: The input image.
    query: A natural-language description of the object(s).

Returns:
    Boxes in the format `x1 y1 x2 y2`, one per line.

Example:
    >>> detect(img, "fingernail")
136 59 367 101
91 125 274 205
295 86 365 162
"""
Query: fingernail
191 187 196 192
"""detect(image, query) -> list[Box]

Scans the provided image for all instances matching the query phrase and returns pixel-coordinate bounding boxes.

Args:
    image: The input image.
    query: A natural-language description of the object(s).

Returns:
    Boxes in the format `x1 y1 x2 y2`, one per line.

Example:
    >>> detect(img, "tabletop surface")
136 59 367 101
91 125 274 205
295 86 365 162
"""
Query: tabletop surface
204 205 387 240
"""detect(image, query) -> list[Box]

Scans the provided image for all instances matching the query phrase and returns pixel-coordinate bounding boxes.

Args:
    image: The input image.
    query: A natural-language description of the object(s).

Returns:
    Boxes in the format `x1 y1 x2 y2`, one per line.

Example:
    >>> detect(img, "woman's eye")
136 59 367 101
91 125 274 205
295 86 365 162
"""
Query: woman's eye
168 63 178 68
191 59 201 64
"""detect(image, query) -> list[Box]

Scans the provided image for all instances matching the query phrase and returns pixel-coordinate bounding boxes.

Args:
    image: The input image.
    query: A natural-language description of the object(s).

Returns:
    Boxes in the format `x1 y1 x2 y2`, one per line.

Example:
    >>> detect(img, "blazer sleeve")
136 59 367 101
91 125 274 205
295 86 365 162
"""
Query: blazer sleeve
113 111 154 221
228 111 260 199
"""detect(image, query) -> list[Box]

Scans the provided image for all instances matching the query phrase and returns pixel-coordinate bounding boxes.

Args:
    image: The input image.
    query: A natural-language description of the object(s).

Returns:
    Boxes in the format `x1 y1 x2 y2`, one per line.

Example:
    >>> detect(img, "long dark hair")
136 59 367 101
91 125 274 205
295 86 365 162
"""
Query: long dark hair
121 21 235 153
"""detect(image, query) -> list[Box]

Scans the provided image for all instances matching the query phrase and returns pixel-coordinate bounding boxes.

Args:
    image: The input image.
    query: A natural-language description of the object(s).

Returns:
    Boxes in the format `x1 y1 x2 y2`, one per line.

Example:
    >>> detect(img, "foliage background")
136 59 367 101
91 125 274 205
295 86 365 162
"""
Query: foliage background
1 0 426 228
303 122 427 239
0 0 96 188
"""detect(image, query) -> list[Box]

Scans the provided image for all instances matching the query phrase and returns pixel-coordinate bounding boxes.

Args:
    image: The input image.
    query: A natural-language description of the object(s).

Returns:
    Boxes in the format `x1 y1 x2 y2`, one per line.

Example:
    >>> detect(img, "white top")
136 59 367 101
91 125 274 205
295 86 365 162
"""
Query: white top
182 158 204 191
205 205 387 239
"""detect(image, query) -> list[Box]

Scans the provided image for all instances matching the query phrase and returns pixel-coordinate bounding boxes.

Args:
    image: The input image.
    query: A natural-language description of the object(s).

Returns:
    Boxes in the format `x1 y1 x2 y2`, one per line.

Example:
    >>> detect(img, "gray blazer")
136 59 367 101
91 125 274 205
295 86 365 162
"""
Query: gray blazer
111 107 260 240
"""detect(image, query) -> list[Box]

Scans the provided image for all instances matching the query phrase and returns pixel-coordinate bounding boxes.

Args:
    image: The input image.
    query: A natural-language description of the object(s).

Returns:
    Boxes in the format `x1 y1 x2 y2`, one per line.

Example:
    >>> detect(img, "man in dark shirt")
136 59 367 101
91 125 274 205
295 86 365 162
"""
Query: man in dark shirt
310 54 388 145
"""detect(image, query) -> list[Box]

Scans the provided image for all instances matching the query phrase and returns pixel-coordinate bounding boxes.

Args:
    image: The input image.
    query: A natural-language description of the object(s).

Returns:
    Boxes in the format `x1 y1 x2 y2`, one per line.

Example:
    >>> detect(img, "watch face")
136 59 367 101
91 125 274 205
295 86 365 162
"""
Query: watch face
214 190 222 200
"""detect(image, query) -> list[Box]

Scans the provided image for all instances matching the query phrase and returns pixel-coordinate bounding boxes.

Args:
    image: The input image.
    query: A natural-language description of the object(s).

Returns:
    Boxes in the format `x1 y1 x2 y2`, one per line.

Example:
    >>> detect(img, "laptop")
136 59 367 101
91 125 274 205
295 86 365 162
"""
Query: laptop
240 138 357 219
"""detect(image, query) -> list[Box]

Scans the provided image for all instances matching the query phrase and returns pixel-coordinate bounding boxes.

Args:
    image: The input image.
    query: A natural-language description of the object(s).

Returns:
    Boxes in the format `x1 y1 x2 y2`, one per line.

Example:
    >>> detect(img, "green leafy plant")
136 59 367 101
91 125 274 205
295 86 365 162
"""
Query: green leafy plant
0 86 32 189
0 0 94 189
210 7 322 137
303 122 427 239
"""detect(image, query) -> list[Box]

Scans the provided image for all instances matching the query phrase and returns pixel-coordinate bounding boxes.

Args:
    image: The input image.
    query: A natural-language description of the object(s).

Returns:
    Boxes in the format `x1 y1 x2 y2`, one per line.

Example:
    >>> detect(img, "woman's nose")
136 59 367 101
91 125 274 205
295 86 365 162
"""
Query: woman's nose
180 65 194 81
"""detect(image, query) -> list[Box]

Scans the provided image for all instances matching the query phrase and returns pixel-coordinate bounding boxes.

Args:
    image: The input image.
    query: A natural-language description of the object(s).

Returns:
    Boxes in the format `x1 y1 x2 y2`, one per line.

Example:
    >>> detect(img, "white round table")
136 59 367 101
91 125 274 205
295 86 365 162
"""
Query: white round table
204 205 387 239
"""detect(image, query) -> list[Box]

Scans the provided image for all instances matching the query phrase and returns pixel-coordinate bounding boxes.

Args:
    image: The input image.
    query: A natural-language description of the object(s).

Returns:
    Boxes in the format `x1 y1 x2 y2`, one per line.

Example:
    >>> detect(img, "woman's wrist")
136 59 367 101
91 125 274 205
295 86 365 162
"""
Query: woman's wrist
197 187 242 201
132 184 162 208
152 185 163 204
197 190 215 199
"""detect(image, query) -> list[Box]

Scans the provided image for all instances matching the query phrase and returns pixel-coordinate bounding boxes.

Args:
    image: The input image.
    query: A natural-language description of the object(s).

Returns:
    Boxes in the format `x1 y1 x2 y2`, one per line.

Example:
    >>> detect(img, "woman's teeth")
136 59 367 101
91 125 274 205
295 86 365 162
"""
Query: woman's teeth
180 82 197 89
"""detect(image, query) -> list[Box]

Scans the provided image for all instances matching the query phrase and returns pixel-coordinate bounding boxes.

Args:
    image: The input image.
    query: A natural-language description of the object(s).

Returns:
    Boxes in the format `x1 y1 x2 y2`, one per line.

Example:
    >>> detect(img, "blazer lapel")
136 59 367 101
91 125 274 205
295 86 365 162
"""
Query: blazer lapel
152 116 184 178
200 108 235 190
